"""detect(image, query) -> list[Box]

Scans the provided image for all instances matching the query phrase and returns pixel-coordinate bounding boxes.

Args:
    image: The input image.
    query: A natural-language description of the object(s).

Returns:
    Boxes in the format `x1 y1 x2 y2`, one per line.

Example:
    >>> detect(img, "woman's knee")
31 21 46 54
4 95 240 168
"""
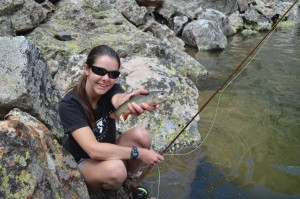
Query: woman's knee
132 127 152 148
105 160 127 188
82 160 127 190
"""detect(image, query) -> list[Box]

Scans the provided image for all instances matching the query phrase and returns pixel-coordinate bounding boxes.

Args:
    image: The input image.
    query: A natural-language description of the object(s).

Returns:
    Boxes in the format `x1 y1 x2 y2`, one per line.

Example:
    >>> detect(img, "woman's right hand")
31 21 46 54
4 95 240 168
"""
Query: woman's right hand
138 148 164 166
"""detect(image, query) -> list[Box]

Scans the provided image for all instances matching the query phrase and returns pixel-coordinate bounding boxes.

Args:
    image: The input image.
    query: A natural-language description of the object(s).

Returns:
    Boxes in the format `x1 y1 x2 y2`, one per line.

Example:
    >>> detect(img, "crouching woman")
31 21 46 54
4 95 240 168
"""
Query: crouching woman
59 45 164 193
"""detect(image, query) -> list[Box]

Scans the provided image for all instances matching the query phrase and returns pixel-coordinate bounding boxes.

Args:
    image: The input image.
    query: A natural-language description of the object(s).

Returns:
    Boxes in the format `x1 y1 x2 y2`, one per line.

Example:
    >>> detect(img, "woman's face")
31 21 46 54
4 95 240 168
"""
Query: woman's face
84 55 120 97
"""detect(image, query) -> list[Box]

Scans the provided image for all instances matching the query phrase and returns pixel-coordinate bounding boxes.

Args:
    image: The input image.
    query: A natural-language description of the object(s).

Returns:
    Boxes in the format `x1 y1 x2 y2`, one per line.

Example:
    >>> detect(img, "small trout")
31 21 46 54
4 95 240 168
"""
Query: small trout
110 91 167 122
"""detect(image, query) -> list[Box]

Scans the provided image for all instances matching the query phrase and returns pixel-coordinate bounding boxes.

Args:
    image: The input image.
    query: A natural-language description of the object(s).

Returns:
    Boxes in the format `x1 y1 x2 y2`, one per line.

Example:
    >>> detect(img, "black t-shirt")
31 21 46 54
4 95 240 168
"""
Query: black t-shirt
59 83 124 162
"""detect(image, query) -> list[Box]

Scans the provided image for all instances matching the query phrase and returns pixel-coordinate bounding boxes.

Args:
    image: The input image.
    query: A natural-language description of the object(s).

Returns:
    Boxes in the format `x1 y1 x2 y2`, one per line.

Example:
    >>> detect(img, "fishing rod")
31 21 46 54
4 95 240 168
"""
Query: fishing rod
130 0 299 197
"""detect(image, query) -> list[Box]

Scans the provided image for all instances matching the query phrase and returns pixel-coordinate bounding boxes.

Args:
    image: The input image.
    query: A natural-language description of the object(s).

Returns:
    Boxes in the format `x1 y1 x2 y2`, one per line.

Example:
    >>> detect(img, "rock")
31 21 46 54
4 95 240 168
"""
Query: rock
115 0 148 27
237 0 249 13
241 29 258 36
199 8 233 36
157 0 204 20
54 54 87 96
171 15 189 35
117 57 201 151
182 19 227 50
144 20 185 50
157 0 238 20
1 0 50 33
243 6 272 30
0 36 63 140
0 108 89 198
135 0 164 7
0 16 15 36
54 31 72 41
229 11 244 33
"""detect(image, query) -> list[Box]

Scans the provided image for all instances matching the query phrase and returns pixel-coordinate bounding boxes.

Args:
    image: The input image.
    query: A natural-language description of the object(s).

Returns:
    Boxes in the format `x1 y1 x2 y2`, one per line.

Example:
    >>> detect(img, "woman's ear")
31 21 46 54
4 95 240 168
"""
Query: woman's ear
83 64 90 76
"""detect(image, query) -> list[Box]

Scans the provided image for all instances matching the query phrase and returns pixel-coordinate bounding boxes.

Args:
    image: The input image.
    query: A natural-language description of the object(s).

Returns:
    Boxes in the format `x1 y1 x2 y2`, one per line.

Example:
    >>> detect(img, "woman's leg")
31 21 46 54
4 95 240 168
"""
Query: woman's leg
116 126 152 174
79 127 151 191
80 159 127 191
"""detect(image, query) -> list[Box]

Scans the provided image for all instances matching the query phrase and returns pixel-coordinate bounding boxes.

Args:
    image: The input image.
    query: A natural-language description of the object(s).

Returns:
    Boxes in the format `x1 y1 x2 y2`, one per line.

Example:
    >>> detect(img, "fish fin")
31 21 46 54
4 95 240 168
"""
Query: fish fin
110 113 119 122
121 113 130 122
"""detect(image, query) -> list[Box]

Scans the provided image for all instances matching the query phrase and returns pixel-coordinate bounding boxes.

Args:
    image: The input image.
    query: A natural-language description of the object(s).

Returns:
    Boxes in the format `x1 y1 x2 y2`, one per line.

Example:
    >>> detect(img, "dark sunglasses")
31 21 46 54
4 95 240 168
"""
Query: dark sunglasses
89 65 120 79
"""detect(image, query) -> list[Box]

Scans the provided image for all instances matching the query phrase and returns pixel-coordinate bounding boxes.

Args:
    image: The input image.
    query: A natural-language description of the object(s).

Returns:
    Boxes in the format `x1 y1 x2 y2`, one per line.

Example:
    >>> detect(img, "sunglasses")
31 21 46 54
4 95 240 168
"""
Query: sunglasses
89 65 120 79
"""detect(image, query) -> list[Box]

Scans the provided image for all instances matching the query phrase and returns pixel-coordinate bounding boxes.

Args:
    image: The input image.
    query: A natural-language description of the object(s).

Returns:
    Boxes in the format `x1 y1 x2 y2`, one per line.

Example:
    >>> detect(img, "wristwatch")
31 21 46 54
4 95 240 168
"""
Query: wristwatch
131 146 139 160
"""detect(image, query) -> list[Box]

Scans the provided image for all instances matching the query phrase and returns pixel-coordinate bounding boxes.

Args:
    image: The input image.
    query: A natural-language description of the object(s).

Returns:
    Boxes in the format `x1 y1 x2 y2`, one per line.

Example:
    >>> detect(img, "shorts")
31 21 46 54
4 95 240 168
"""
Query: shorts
77 158 89 173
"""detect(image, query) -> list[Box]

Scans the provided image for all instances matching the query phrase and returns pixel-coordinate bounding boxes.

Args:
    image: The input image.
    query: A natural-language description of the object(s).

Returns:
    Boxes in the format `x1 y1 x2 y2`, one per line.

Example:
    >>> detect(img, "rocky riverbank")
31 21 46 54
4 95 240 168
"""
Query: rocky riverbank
0 0 299 198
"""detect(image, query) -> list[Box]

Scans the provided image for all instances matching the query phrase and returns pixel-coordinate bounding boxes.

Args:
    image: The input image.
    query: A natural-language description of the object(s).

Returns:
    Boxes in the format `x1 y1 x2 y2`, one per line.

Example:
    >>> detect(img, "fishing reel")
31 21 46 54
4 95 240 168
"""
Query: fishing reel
131 186 149 199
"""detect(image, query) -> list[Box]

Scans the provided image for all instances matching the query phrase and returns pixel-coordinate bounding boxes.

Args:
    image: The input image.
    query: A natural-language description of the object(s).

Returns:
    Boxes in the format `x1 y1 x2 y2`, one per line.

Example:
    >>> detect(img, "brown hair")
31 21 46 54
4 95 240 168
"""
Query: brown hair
73 45 120 128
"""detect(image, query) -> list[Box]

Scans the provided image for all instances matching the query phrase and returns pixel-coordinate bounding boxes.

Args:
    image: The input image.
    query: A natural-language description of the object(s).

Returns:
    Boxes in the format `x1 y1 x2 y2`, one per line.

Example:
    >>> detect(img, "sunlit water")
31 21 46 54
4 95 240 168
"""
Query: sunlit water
144 28 300 199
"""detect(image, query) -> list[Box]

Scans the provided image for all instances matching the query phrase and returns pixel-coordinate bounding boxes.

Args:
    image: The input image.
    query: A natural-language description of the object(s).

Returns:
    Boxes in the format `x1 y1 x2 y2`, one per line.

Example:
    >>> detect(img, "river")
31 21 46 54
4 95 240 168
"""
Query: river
145 28 300 199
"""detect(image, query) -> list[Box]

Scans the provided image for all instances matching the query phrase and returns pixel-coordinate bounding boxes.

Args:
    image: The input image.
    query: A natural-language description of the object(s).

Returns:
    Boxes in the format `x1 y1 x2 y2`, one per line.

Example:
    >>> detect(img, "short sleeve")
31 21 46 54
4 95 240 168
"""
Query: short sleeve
59 91 89 134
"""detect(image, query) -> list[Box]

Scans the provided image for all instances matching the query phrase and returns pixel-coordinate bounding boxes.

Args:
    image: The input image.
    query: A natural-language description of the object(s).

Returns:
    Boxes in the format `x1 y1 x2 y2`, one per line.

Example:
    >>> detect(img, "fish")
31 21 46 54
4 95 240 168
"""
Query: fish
110 91 167 122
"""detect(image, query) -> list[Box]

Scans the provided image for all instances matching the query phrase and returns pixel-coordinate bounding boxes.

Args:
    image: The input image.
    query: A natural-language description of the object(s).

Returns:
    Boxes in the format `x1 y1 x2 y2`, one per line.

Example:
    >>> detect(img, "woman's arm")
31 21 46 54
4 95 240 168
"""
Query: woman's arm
71 126 163 165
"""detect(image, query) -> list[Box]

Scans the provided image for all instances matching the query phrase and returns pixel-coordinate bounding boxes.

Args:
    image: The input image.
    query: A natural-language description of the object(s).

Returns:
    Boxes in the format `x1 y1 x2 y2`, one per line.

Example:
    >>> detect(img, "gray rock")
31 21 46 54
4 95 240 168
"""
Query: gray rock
117 57 201 151
172 15 189 35
54 31 72 41
0 108 89 198
229 11 244 33
199 8 234 36
182 19 227 50
114 0 148 27
157 0 238 20
145 20 185 50
0 36 63 140
0 0 55 34
241 29 258 36
237 0 249 12
136 0 164 7
0 16 15 36
243 6 272 30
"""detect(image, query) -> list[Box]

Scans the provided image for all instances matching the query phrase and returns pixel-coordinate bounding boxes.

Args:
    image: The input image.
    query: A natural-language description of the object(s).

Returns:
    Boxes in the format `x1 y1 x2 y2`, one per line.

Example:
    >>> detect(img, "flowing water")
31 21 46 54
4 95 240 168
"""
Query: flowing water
145 28 300 199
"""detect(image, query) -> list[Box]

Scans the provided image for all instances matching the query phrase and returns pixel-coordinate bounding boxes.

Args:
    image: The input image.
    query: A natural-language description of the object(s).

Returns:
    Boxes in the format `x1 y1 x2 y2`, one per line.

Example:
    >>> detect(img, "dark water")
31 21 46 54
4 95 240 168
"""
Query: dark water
145 28 300 199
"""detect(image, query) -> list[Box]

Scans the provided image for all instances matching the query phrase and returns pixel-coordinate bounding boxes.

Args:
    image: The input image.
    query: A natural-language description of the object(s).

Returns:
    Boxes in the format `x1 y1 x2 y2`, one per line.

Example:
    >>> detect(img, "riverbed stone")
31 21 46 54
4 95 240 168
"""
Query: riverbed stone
182 19 227 50
199 8 234 36
229 11 244 33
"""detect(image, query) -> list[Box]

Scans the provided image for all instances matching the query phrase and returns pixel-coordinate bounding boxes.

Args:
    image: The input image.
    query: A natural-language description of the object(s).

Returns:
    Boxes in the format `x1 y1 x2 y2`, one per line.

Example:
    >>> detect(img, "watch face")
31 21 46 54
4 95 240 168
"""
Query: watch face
132 186 149 199
131 146 139 159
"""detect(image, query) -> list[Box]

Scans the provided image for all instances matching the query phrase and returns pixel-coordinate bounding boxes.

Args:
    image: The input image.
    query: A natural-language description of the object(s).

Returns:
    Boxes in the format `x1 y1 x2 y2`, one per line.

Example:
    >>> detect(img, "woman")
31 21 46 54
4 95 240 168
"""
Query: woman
59 45 164 193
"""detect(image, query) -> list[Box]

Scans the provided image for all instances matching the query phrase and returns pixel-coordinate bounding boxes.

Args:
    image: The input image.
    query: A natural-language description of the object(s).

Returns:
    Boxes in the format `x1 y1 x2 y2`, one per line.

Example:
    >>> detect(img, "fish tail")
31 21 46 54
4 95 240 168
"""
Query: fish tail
121 113 130 122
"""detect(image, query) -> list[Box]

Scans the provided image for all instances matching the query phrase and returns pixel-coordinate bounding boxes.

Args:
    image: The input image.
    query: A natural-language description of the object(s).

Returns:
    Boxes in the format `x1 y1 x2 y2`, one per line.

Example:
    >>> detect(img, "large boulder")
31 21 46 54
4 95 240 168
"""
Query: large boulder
54 55 201 151
182 19 228 50
199 9 234 36
0 36 63 140
118 57 201 151
0 108 89 198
